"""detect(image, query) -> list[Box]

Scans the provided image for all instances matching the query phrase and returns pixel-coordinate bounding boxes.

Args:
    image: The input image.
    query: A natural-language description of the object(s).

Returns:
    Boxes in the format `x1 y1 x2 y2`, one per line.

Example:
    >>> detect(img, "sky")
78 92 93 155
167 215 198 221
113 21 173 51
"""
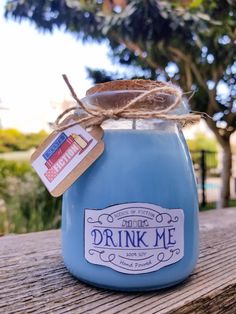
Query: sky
0 3 123 132
0 2 214 138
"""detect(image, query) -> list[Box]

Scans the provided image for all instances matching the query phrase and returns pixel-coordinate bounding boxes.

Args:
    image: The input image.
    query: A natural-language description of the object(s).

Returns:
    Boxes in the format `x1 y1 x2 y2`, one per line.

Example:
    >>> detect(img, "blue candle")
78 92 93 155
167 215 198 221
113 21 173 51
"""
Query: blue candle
62 122 199 291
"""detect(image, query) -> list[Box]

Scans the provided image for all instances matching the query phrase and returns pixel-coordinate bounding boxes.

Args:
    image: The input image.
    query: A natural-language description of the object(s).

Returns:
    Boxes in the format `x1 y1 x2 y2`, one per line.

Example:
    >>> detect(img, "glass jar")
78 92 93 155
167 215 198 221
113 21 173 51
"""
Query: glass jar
61 85 199 291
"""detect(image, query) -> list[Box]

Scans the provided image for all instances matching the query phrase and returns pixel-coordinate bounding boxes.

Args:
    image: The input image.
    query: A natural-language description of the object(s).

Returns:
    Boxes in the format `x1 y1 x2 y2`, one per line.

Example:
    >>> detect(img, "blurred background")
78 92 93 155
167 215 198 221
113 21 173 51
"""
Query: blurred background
0 0 236 235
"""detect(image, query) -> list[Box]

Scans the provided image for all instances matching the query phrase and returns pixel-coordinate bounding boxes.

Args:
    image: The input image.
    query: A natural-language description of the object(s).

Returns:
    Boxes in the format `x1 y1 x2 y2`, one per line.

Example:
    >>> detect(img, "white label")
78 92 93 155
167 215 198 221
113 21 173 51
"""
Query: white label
85 203 184 274
32 124 97 192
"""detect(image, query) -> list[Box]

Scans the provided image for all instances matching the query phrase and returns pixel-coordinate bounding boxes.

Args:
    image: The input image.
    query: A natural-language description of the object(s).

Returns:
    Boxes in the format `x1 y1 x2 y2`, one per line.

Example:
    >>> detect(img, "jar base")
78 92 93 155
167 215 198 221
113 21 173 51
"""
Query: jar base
64 262 189 292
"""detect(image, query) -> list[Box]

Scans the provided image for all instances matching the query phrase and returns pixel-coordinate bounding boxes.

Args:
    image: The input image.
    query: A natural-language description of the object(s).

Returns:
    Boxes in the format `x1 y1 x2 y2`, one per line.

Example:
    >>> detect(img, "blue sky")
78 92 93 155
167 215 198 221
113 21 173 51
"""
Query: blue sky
0 3 122 132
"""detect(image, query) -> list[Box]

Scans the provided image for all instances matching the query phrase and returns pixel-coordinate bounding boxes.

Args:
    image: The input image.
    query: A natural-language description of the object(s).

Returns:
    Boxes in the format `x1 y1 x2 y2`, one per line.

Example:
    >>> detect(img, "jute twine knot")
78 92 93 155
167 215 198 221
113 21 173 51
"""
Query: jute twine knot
53 75 201 132
102 109 120 120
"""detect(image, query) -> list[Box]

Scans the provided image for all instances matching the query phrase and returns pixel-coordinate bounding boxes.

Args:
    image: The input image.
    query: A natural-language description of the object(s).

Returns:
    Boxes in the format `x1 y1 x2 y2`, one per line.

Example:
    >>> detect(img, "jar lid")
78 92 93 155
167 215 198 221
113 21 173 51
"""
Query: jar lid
85 79 175 112
53 76 200 132
86 79 167 96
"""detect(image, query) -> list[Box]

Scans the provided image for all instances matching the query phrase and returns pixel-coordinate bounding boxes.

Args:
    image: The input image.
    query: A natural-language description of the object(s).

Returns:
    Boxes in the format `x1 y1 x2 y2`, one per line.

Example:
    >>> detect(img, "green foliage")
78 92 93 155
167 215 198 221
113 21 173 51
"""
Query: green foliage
187 132 218 152
0 129 48 152
187 132 218 170
86 67 116 83
0 159 61 234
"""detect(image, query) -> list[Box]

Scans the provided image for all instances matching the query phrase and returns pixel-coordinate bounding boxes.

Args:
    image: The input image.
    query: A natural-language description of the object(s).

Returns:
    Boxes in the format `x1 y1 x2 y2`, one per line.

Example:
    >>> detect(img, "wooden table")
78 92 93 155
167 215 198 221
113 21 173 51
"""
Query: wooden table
0 208 236 314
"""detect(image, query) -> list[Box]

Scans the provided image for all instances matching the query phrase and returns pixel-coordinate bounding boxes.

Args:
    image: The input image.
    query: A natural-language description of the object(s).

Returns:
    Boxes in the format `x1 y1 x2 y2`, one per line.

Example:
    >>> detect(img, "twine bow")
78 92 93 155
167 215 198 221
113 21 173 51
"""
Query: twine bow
53 75 200 132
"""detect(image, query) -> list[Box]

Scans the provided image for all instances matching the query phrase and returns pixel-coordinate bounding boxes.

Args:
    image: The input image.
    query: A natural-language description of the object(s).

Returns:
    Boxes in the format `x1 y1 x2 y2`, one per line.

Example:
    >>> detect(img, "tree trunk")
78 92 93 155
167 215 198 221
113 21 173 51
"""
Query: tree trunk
205 118 232 208
218 139 232 208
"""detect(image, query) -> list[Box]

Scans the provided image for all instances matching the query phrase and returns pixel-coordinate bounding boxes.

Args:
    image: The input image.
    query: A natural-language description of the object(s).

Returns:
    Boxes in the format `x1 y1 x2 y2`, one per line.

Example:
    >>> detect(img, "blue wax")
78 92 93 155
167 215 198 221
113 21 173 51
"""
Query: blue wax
62 126 199 291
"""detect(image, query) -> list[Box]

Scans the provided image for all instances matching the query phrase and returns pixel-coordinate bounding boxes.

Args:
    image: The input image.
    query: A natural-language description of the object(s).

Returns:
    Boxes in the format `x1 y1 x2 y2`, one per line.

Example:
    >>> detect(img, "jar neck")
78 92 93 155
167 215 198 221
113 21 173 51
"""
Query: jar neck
102 119 179 132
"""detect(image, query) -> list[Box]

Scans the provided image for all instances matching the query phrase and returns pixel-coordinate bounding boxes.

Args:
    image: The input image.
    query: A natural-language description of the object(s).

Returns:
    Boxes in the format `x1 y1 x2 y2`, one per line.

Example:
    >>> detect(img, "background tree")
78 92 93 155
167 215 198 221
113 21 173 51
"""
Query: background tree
4 0 236 207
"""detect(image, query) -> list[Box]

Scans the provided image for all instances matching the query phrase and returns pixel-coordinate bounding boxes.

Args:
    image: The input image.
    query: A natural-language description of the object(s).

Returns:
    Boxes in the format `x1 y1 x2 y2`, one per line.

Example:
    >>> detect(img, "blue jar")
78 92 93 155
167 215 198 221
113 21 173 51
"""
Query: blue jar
62 83 199 291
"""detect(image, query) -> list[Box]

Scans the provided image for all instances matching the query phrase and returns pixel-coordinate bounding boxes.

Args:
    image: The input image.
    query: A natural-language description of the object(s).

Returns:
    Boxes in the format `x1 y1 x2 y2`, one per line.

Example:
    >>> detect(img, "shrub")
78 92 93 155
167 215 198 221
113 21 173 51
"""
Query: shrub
187 132 219 171
0 159 61 234
0 129 48 152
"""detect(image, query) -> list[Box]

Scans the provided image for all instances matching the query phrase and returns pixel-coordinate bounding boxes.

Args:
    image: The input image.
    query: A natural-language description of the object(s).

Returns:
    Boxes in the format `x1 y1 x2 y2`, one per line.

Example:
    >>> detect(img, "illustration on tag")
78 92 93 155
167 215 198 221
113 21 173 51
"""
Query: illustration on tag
43 132 93 182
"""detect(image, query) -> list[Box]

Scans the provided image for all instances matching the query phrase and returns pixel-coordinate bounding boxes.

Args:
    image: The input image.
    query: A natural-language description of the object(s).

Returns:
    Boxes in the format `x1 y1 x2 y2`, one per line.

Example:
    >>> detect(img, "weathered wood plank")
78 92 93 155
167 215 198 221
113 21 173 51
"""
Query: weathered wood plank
0 208 235 314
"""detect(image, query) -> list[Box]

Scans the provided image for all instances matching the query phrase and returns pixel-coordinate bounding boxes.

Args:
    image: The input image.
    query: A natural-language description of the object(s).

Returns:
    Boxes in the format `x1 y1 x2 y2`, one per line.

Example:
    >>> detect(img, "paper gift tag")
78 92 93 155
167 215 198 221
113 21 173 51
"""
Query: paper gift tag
31 117 104 197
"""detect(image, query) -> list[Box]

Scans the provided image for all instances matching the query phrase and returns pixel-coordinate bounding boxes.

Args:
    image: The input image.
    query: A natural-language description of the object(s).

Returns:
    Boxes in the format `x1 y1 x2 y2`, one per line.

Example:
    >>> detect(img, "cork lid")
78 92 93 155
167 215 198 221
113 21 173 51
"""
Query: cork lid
86 79 168 96
57 76 199 130
85 80 173 111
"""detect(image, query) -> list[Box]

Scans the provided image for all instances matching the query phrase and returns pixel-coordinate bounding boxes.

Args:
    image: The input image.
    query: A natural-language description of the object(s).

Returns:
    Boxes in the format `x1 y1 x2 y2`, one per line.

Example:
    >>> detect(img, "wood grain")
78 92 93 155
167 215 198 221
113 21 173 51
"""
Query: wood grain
0 208 235 314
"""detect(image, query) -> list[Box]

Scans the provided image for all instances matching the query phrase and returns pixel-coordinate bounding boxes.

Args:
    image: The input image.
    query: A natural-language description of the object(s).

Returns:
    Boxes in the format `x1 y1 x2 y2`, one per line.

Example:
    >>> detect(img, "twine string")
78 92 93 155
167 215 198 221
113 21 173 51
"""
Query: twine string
53 75 201 132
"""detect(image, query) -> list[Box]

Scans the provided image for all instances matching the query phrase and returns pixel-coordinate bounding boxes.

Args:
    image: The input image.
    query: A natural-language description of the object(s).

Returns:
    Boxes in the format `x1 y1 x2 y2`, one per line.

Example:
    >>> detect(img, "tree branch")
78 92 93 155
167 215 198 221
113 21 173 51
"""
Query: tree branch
205 116 228 147
208 88 221 112
124 39 165 71
111 33 164 72
184 62 192 90
226 112 236 127
190 62 207 90
168 46 207 90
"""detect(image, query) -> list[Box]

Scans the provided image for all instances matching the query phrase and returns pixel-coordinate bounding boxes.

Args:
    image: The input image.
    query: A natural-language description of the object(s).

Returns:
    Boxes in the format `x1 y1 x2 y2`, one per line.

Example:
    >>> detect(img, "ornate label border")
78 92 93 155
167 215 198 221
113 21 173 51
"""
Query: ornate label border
85 203 184 274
